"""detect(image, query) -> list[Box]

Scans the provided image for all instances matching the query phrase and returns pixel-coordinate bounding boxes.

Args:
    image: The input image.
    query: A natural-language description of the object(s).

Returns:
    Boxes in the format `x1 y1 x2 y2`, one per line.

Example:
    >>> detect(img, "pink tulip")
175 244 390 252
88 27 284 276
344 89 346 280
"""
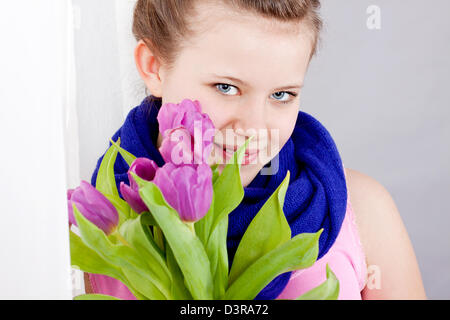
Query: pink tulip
159 127 214 166
157 99 215 165
120 157 159 214
152 162 213 222
68 181 119 235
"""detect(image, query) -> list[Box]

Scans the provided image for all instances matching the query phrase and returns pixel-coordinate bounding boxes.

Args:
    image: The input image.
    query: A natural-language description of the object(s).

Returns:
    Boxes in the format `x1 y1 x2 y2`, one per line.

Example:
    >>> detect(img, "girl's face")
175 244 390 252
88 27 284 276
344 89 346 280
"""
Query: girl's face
153 2 313 187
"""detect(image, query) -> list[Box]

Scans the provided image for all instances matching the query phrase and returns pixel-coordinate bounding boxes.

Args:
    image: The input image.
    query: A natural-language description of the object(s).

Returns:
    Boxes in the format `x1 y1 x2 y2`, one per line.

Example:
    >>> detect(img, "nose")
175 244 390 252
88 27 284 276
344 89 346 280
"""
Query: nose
232 97 267 140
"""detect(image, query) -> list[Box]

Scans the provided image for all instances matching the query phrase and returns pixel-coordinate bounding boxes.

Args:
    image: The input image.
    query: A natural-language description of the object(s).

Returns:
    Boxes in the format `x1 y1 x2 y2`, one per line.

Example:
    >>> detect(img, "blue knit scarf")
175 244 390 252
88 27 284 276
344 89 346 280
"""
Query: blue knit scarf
91 96 348 300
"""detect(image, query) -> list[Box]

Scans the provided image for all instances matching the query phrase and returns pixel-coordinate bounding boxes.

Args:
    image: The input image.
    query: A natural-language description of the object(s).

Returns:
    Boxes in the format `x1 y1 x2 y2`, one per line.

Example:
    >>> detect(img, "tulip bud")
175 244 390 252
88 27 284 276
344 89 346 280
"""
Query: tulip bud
153 162 213 222
157 99 215 166
120 157 159 214
67 181 119 235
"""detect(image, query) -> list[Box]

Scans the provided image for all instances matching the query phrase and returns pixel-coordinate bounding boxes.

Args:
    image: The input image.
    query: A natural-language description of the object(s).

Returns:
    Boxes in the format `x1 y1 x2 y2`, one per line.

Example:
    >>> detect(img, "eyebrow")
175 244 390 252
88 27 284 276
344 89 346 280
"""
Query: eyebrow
209 74 304 90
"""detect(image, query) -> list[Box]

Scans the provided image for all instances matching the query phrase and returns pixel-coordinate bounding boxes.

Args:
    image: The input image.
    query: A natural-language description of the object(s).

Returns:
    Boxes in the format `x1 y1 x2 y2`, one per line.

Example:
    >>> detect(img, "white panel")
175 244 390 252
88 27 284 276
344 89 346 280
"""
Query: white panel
0 0 74 299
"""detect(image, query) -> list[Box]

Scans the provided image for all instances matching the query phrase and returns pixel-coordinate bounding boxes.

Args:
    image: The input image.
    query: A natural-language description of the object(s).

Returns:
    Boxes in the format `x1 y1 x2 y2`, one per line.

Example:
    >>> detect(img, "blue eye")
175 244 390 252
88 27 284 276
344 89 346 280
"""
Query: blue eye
214 83 297 105
216 84 239 95
272 91 297 104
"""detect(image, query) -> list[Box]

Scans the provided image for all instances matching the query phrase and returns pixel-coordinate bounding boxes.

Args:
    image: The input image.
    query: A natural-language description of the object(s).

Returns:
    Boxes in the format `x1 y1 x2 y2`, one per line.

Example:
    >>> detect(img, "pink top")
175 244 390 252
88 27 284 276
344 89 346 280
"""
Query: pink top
88 272 136 300
276 197 368 300
87 172 368 300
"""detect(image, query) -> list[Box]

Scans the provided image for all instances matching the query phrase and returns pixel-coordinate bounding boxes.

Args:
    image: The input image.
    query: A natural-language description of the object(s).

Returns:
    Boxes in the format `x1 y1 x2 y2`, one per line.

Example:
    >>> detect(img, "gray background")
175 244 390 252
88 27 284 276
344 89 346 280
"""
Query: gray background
72 0 450 299
304 1 450 299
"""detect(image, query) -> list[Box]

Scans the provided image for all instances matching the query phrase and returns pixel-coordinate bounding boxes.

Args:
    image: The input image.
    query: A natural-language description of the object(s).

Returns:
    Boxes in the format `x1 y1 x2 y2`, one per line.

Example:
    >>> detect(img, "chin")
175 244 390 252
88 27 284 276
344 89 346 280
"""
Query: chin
208 150 269 187
239 162 264 187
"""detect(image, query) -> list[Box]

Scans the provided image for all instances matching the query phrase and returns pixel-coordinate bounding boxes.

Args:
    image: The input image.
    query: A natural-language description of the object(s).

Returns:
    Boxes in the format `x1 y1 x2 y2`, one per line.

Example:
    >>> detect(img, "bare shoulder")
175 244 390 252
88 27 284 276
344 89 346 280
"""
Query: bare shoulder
344 168 427 299
344 168 394 238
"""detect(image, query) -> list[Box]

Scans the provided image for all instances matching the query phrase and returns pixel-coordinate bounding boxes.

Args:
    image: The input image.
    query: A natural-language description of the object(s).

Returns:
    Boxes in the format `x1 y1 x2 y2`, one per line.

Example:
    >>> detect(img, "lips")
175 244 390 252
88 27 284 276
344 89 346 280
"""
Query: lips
220 144 258 156
214 143 259 165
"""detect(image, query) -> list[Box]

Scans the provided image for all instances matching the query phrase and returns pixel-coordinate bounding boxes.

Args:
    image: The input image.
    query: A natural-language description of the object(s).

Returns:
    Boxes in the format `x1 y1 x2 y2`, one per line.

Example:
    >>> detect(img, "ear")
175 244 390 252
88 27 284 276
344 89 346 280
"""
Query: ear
134 40 163 98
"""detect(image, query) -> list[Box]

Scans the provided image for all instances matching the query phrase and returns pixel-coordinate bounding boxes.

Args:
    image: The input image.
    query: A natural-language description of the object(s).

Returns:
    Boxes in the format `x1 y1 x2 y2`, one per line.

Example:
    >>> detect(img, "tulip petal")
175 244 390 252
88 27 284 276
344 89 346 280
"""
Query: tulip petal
120 181 148 214
152 163 213 222
69 181 119 234
172 166 197 221
128 158 158 190
153 163 181 214
68 200 76 226
192 164 213 218
157 99 215 165
160 128 194 166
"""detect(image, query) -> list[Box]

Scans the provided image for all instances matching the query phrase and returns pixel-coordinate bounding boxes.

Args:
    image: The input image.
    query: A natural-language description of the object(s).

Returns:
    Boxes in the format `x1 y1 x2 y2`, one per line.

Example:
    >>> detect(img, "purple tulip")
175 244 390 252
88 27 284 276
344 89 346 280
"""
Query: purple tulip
120 157 159 214
157 99 202 136
152 162 213 222
67 181 119 235
159 127 213 166
157 99 215 165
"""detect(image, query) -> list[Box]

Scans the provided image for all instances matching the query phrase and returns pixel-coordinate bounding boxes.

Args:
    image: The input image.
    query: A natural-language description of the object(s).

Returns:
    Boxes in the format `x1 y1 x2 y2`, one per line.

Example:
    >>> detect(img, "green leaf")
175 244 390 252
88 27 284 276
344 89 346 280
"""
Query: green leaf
228 170 291 286
210 163 220 184
207 136 253 238
224 230 322 300
190 137 253 299
199 137 252 238
205 214 229 299
119 213 172 297
165 240 193 300
128 207 140 220
138 181 214 300
74 294 121 300
153 226 165 253
70 229 147 300
296 264 340 300
109 138 136 167
103 193 129 226
120 267 167 300
193 192 215 247
195 136 251 251
96 138 120 198
70 230 127 284
72 204 168 300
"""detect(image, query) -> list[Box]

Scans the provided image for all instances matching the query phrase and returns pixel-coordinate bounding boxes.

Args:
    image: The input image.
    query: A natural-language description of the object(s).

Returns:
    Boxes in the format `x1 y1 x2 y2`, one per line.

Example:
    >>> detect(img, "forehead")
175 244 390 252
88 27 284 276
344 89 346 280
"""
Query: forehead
178 1 313 83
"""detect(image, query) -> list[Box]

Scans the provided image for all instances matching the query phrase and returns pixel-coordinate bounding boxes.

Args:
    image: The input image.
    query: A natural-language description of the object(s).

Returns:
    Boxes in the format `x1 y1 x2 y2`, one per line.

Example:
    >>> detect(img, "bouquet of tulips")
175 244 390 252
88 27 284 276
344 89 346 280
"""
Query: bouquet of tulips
68 99 339 300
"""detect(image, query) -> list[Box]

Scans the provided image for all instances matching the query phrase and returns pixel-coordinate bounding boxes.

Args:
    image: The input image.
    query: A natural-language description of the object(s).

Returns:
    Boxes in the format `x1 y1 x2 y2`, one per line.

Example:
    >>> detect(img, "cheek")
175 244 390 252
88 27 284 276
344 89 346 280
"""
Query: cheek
281 117 297 142
161 72 202 105
196 98 229 130
207 109 228 131
269 114 297 151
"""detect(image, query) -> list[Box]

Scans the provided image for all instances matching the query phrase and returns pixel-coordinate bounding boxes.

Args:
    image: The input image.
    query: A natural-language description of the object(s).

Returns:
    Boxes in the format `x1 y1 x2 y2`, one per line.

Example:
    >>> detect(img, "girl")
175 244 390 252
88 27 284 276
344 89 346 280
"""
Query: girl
84 0 426 299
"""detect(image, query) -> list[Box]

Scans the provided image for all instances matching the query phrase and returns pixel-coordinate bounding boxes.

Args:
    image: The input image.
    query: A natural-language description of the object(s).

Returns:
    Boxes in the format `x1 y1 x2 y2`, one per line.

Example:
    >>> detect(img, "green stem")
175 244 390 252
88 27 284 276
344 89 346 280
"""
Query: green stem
186 222 196 236
112 230 130 246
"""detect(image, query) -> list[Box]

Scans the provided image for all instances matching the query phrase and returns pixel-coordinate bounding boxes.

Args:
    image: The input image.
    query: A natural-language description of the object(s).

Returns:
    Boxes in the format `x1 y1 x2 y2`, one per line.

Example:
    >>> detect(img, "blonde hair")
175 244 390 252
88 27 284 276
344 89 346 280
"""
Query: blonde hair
133 0 322 72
